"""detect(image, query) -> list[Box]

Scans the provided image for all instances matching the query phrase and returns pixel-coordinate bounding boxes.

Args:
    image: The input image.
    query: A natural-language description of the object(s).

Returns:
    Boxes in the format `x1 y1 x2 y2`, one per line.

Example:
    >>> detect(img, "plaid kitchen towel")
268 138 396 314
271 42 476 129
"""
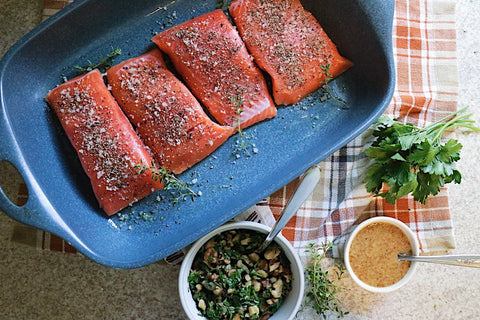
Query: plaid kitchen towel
1 0 458 256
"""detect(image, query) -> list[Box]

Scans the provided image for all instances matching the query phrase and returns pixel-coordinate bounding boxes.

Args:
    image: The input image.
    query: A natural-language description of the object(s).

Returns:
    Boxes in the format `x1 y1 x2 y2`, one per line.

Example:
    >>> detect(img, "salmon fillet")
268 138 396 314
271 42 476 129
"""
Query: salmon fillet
106 49 234 174
152 9 276 129
229 0 354 105
45 69 163 215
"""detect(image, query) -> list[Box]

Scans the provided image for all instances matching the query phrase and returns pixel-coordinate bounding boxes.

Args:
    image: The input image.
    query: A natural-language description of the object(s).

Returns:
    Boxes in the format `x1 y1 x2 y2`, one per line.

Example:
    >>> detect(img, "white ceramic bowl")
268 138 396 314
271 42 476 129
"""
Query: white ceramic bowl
343 216 420 293
178 221 304 320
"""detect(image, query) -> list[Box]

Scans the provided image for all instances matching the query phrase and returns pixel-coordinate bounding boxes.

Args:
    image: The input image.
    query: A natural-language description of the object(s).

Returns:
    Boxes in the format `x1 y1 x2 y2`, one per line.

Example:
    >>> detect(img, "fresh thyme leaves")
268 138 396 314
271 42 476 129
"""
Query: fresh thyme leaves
217 0 229 11
74 47 122 74
320 64 348 108
135 161 197 205
364 106 480 204
231 96 257 157
305 243 347 319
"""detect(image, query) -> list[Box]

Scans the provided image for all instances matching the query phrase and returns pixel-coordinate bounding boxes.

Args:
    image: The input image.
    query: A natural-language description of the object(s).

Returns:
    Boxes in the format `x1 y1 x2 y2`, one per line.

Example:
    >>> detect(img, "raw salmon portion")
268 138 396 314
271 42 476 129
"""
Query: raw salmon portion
229 0 353 105
106 49 234 174
152 9 276 129
45 69 163 215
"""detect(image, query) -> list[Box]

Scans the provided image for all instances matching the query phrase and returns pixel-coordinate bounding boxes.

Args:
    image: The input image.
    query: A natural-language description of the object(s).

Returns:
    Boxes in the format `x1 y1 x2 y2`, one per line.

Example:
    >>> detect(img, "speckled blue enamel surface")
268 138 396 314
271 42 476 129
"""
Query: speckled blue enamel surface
0 0 395 268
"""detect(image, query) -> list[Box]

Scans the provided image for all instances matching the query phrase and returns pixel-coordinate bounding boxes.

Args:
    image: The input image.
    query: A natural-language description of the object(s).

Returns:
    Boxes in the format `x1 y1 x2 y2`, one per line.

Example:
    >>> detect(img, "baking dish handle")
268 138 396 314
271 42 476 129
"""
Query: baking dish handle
0 114 61 233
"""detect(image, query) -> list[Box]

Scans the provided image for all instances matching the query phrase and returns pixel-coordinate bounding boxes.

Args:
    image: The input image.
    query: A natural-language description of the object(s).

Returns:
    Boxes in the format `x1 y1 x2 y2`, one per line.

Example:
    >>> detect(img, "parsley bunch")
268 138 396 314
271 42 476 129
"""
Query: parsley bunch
365 106 480 204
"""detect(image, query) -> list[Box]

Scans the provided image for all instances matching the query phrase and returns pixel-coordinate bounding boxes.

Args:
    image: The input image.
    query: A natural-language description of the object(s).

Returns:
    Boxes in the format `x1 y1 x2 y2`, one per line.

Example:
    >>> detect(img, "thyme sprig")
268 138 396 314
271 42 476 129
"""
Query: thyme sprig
217 0 229 11
232 96 256 157
74 47 122 74
305 242 348 319
320 64 348 108
135 161 197 205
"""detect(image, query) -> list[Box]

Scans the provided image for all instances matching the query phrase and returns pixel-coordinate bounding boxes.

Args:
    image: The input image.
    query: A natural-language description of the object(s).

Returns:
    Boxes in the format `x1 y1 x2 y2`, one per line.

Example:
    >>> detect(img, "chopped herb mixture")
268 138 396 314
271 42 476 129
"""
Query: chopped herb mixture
188 229 292 320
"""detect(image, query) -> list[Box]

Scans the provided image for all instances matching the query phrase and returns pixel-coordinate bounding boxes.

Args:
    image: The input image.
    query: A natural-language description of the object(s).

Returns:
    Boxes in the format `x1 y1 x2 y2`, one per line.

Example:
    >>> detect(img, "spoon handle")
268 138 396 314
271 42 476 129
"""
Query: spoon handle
398 254 480 268
256 165 321 253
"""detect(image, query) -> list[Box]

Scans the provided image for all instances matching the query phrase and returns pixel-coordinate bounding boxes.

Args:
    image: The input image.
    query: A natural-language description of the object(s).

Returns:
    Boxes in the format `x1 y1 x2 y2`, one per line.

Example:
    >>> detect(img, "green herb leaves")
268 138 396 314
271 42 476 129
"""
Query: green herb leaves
304 243 347 319
74 47 122 74
217 0 229 11
232 96 257 157
135 161 197 205
188 230 292 320
320 64 348 108
365 107 480 204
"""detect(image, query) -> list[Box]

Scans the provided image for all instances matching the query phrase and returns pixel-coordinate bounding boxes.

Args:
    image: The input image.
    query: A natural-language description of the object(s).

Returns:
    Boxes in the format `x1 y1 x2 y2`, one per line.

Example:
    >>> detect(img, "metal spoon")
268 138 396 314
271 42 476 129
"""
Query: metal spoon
255 165 321 253
398 253 480 268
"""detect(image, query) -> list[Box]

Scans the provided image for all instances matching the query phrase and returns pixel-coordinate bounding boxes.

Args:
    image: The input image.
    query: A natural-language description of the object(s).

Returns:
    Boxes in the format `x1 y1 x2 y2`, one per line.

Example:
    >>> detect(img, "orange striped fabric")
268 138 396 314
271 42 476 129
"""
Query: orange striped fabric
23 0 457 256
391 0 458 125
41 0 73 21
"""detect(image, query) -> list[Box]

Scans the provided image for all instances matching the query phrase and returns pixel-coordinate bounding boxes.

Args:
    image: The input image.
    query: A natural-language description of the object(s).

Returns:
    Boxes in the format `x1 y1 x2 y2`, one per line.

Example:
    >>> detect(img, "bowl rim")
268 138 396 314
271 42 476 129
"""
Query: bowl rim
178 221 305 320
343 216 420 293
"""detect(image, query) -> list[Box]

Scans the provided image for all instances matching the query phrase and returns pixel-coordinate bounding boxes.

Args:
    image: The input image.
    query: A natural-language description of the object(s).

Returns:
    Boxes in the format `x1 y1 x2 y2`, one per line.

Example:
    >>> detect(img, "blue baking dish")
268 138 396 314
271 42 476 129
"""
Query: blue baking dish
0 0 395 268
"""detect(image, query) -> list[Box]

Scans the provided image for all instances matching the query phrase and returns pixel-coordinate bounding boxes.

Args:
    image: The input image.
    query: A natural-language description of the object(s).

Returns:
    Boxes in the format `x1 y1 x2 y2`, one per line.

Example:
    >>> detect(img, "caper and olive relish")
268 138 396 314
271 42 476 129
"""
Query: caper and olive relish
188 229 293 320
